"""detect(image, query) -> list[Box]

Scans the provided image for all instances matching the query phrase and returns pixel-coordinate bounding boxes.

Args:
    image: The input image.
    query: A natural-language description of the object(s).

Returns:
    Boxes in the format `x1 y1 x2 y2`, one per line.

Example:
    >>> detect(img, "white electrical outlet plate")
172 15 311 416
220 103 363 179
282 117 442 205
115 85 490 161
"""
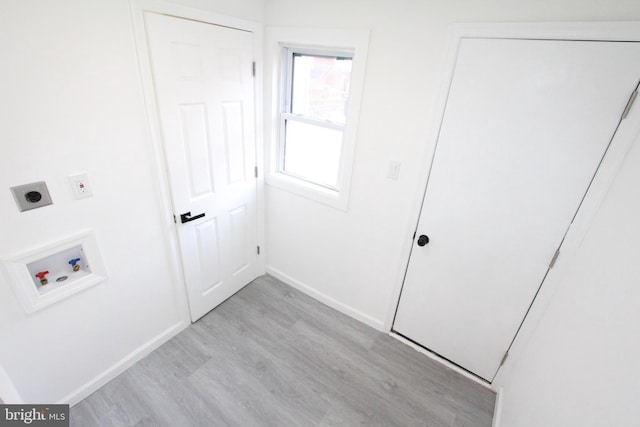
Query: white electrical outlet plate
69 173 93 199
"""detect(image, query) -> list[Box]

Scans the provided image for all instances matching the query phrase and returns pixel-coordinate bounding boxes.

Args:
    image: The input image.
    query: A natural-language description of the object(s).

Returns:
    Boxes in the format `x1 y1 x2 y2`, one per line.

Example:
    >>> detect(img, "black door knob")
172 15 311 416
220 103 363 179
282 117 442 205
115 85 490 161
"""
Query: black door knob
417 235 430 246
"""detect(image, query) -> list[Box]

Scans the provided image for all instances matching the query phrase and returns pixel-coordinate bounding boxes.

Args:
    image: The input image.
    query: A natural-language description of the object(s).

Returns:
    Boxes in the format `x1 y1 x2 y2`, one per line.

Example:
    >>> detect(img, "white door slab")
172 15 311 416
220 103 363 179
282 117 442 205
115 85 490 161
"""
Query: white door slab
394 38 640 381
144 12 259 321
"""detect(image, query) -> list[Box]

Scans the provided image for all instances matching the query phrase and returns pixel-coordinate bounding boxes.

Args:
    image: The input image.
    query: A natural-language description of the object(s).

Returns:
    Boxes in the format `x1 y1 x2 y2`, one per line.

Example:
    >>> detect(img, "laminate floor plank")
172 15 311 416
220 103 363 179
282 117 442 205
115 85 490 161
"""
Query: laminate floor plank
70 275 495 426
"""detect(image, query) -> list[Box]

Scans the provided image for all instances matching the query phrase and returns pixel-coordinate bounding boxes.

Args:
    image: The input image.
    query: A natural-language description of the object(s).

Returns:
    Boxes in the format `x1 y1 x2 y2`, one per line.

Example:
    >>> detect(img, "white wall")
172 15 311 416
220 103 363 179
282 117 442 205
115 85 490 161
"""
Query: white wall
0 0 263 404
494 130 640 426
0 364 22 404
263 0 640 327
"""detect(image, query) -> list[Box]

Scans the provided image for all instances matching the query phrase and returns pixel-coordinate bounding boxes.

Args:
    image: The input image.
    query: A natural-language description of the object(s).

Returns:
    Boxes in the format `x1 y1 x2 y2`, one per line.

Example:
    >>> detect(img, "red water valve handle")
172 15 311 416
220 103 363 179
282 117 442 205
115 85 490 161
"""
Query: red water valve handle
35 270 50 285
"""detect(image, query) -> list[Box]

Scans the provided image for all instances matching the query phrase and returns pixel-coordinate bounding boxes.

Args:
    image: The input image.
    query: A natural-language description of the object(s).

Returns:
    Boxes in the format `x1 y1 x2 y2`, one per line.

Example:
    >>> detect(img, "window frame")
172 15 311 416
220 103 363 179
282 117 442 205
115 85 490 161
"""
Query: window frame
265 28 370 211
279 48 354 191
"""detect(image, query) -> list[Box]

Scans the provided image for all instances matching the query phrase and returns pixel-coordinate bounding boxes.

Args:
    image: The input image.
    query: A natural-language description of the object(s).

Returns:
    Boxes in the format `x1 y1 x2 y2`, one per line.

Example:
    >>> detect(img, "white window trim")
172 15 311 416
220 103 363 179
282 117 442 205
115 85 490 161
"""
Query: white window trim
280 47 352 191
265 27 370 211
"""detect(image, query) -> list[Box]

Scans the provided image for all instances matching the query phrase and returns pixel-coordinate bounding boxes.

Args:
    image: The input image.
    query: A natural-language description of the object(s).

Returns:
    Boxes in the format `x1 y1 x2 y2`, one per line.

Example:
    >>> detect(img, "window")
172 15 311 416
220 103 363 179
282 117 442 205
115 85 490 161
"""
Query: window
280 50 353 190
266 28 370 210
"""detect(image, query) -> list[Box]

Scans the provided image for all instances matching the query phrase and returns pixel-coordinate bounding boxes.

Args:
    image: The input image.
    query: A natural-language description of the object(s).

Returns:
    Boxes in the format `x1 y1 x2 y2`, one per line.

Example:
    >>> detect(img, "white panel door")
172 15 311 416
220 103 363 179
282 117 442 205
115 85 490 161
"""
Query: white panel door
394 38 640 381
144 12 259 321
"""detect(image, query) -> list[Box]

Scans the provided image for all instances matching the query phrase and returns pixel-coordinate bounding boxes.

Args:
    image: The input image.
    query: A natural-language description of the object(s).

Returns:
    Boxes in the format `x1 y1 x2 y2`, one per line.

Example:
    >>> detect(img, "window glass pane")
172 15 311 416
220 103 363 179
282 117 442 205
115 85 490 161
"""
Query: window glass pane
291 54 352 124
283 120 342 189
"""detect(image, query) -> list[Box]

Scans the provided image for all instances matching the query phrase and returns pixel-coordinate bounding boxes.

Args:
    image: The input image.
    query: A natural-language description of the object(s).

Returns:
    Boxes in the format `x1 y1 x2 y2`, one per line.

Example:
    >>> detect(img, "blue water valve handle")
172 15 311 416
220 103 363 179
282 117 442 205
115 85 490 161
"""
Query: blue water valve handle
69 258 81 272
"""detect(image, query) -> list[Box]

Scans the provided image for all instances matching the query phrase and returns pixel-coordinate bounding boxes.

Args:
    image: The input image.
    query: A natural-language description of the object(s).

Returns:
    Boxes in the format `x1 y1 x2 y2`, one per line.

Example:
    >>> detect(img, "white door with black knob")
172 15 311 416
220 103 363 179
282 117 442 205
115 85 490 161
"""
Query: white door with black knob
393 37 640 381
144 12 259 321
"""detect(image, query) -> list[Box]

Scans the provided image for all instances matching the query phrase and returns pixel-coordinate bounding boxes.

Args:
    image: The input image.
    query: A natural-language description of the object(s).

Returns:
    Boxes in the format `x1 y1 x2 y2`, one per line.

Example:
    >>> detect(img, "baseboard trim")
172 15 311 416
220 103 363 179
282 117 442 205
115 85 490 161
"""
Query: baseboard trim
492 387 504 427
266 267 385 331
61 319 189 406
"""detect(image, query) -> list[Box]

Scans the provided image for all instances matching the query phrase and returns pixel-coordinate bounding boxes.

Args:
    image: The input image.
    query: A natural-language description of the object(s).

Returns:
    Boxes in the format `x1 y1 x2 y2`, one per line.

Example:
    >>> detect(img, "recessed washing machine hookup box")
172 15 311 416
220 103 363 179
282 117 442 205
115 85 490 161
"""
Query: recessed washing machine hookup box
1 229 107 313
26 244 91 295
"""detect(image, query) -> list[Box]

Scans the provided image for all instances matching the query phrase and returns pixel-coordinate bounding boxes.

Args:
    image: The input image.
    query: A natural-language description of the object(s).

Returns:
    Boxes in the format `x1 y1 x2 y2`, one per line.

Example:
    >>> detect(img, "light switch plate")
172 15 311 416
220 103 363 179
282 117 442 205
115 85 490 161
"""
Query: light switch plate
11 181 53 212
387 161 402 181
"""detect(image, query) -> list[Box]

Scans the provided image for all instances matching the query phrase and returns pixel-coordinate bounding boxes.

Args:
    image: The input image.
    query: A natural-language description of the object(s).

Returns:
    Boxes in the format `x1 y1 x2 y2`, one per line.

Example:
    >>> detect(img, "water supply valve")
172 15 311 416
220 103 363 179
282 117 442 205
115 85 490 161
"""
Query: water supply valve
68 258 81 272
35 271 50 285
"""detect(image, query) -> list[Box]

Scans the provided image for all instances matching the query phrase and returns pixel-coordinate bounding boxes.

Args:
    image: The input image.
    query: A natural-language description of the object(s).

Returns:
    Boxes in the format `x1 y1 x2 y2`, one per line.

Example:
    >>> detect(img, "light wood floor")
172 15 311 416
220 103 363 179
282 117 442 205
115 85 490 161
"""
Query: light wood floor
71 275 495 426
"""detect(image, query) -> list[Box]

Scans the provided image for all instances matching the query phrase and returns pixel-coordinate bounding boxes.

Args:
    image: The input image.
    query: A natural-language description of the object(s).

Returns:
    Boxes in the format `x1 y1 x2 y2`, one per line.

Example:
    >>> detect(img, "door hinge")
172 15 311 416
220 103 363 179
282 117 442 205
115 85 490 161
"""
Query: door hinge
173 214 177 224
252 62 256 77
412 231 416 240
254 166 258 178
500 351 509 367
257 245 261 255
549 248 561 269
622 89 638 120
